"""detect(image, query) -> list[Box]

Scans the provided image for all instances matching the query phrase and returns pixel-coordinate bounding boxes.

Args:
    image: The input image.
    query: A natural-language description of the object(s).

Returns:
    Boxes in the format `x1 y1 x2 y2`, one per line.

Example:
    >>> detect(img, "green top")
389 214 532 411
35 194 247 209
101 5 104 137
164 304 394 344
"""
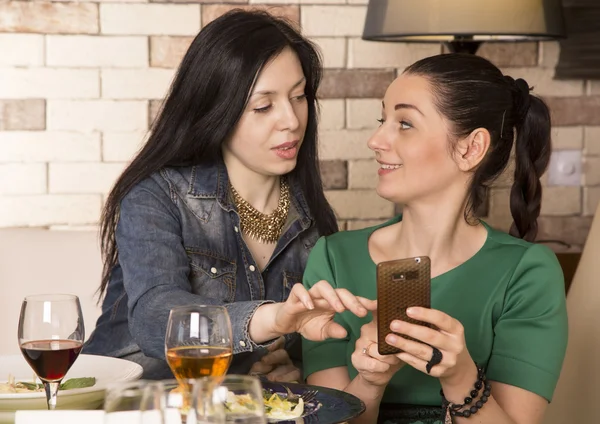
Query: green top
302 216 568 407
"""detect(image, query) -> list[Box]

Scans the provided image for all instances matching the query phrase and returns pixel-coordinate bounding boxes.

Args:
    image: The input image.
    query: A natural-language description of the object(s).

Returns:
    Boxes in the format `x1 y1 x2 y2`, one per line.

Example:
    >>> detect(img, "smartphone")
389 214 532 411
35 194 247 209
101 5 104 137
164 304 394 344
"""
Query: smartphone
376 256 433 355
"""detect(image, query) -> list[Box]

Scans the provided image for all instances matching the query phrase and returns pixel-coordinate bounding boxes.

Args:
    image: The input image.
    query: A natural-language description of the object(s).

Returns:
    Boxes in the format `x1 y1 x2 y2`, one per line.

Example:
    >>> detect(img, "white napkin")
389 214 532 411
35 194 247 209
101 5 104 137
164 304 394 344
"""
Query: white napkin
15 410 105 424
14 409 184 424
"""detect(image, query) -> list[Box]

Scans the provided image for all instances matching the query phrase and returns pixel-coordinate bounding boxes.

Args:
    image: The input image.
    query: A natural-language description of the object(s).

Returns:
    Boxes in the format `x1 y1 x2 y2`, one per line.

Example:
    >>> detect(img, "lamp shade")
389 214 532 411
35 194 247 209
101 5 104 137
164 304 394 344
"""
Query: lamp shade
362 0 566 43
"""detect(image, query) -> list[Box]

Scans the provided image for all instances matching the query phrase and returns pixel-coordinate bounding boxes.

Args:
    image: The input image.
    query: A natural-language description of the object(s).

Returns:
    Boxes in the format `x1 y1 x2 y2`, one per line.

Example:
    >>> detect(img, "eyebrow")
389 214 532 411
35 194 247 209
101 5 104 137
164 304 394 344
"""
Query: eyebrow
252 77 306 97
382 101 424 116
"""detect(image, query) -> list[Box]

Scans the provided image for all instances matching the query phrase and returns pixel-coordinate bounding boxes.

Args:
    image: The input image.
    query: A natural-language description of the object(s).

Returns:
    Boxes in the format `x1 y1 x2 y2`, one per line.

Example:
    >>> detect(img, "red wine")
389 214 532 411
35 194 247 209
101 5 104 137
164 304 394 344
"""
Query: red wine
20 340 83 382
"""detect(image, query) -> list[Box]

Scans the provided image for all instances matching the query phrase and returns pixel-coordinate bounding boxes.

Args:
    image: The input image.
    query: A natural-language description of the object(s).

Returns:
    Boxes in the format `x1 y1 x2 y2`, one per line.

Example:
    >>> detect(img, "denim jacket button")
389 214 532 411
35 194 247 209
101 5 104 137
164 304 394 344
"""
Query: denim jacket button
239 340 246 347
249 265 256 272
210 267 217 274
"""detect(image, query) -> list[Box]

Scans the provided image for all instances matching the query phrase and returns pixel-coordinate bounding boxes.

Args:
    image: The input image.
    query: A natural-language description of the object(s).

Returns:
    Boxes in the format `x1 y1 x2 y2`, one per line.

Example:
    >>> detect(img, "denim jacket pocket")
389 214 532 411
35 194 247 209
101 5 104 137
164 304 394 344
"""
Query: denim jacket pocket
185 248 237 303
282 270 304 302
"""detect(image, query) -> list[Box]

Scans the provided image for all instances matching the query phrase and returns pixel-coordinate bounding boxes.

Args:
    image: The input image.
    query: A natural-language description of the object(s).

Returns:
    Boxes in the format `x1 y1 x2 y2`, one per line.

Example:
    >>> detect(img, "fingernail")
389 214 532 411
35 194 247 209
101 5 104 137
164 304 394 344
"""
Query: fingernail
406 307 416 316
391 321 401 331
386 334 397 344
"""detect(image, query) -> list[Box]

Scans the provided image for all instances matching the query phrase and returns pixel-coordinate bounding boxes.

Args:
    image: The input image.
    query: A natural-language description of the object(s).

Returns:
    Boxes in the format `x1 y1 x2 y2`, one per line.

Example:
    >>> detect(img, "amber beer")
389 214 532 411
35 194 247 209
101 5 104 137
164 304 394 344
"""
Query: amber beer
166 346 233 379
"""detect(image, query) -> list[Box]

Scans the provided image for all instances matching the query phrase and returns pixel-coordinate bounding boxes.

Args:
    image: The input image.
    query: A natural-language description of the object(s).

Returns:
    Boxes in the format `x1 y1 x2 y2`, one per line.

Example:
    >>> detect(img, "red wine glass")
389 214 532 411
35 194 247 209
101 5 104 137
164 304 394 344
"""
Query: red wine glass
18 294 85 410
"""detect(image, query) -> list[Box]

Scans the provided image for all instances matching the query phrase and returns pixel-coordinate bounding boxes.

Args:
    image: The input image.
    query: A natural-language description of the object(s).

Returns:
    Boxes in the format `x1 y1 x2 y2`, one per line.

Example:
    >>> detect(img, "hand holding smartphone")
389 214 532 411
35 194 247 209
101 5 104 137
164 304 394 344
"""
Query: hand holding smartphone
376 256 434 355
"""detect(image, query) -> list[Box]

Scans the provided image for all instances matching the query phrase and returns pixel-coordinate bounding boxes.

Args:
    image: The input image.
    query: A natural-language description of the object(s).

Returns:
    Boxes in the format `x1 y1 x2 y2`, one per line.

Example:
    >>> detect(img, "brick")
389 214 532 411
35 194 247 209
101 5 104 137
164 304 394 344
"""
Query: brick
103 131 148 162
309 37 345 68
487 188 512 232
149 100 163 123
477 42 538 67
100 4 200 35
0 34 44 66
541 186 581 215
501 67 584 97
102 69 176 99
0 69 99 100
348 39 440 68
0 2 98 34
251 0 345 3
49 225 100 232
347 99 381 129
0 195 102 227
0 164 46 195
583 156 600 186
319 99 344 130
552 126 583 150
0 100 45 131
325 189 394 219
544 96 600 126
50 163 127 194
320 69 395 98
320 160 347 189
47 36 148 68
346 219 387 230
584 187 600 216
319 130 373 160
301 6 366 37
47 100 148 132
154 0 245 3
537 216 593 246
202 5 299 27
584 127 600 156
0 132 100 162
493 156 515 188
348 159 378 189
539 41 560 68
150 36 193 68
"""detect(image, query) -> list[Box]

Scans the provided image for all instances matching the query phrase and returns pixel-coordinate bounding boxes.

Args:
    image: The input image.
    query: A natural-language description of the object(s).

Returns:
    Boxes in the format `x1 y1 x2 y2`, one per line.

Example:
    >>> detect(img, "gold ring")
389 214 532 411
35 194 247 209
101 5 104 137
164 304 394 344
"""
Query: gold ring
362 342 375 356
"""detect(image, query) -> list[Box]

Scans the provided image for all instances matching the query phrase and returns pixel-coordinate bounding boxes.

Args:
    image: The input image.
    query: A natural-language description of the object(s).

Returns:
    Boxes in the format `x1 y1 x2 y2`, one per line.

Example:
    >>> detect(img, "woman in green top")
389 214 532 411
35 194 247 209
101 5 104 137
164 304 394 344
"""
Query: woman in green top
302 53 568 424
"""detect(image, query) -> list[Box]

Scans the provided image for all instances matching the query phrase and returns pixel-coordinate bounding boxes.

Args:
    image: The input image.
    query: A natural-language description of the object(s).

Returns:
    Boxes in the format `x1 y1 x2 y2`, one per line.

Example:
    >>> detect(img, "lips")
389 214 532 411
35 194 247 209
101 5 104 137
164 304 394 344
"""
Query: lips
272 140 300 150
377 160 403 169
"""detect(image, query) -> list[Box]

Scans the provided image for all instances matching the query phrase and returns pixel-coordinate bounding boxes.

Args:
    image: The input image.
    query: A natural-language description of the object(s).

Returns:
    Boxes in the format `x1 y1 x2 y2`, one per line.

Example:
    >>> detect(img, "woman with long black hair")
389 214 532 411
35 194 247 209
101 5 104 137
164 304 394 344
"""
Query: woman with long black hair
83 9 369 380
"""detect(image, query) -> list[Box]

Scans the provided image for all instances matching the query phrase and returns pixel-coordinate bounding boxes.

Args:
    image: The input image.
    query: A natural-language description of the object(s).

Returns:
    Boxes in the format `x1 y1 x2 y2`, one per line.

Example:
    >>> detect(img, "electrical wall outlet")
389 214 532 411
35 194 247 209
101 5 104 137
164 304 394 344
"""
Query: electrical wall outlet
547 150 582 186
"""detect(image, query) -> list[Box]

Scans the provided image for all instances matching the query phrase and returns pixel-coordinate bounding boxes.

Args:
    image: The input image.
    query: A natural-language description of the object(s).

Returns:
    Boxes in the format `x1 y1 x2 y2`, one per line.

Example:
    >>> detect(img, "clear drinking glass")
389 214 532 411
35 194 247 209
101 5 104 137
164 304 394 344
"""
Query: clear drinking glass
17 294 84 410
213 375 266 424
104 379 226 424
165 305 233 411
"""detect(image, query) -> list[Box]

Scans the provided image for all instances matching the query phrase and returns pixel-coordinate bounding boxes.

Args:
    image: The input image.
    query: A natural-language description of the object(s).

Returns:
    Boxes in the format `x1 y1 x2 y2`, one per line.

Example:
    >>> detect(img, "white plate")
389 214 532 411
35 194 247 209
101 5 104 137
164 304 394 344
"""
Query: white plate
0 354 143 423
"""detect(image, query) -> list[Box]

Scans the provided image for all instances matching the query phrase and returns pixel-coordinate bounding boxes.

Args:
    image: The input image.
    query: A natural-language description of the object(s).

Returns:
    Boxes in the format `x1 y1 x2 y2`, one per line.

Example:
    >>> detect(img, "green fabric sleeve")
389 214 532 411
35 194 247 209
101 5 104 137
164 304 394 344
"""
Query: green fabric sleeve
486 243 568 402
301 236 350 379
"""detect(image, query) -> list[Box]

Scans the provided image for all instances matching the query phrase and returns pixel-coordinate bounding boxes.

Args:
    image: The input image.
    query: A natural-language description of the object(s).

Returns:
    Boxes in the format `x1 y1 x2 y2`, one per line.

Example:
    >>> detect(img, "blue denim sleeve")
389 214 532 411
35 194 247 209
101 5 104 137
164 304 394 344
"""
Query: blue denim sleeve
116 177 273 360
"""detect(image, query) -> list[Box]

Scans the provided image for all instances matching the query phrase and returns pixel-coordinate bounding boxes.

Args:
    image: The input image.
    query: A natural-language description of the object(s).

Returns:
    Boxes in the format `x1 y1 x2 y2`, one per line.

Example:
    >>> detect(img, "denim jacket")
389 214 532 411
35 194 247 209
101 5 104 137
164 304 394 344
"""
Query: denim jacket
83 161 320 379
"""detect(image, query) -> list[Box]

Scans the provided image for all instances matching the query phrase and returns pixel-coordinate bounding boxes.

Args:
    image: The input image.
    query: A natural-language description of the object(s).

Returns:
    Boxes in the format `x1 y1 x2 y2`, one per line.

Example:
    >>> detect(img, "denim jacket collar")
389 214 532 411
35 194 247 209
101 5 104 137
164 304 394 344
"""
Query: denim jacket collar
187 160 313 230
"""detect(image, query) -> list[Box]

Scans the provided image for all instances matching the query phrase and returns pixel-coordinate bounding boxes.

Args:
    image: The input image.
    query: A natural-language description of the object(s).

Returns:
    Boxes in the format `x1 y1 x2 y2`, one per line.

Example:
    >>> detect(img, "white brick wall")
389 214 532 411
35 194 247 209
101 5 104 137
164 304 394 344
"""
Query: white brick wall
100 4 201 35
0 195 102 227
0 164 47 195
0 69 100 99
102 131 147 162
319 130 373 160
301 6 366 36
0 35 45 66
0 0 597 233
49 163 127 194
0 132 101 162
47 100 148 132
46 36 149 68
101 69 176 99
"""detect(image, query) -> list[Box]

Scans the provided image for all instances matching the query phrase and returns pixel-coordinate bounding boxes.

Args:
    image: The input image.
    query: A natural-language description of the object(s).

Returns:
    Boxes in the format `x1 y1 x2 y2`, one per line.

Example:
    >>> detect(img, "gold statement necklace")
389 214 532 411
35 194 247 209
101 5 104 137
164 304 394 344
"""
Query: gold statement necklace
230 178 290 244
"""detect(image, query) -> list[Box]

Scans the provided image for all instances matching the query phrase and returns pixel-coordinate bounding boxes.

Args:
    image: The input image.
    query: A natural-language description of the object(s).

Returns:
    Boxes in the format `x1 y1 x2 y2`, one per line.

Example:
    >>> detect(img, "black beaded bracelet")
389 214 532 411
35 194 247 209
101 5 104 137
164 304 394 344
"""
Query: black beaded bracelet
440 364 490 422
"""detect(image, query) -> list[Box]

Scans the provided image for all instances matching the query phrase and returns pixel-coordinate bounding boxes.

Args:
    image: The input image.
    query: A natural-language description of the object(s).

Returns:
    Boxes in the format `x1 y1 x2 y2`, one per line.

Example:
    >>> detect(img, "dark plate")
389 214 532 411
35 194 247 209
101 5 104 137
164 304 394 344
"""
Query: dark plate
261 381 365 424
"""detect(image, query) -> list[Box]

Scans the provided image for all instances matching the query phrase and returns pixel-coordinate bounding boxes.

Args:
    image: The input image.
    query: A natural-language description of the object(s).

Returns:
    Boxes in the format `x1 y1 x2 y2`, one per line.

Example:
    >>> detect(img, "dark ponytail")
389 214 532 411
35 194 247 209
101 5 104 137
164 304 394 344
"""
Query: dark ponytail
404 53 552 241
507 78 552 241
